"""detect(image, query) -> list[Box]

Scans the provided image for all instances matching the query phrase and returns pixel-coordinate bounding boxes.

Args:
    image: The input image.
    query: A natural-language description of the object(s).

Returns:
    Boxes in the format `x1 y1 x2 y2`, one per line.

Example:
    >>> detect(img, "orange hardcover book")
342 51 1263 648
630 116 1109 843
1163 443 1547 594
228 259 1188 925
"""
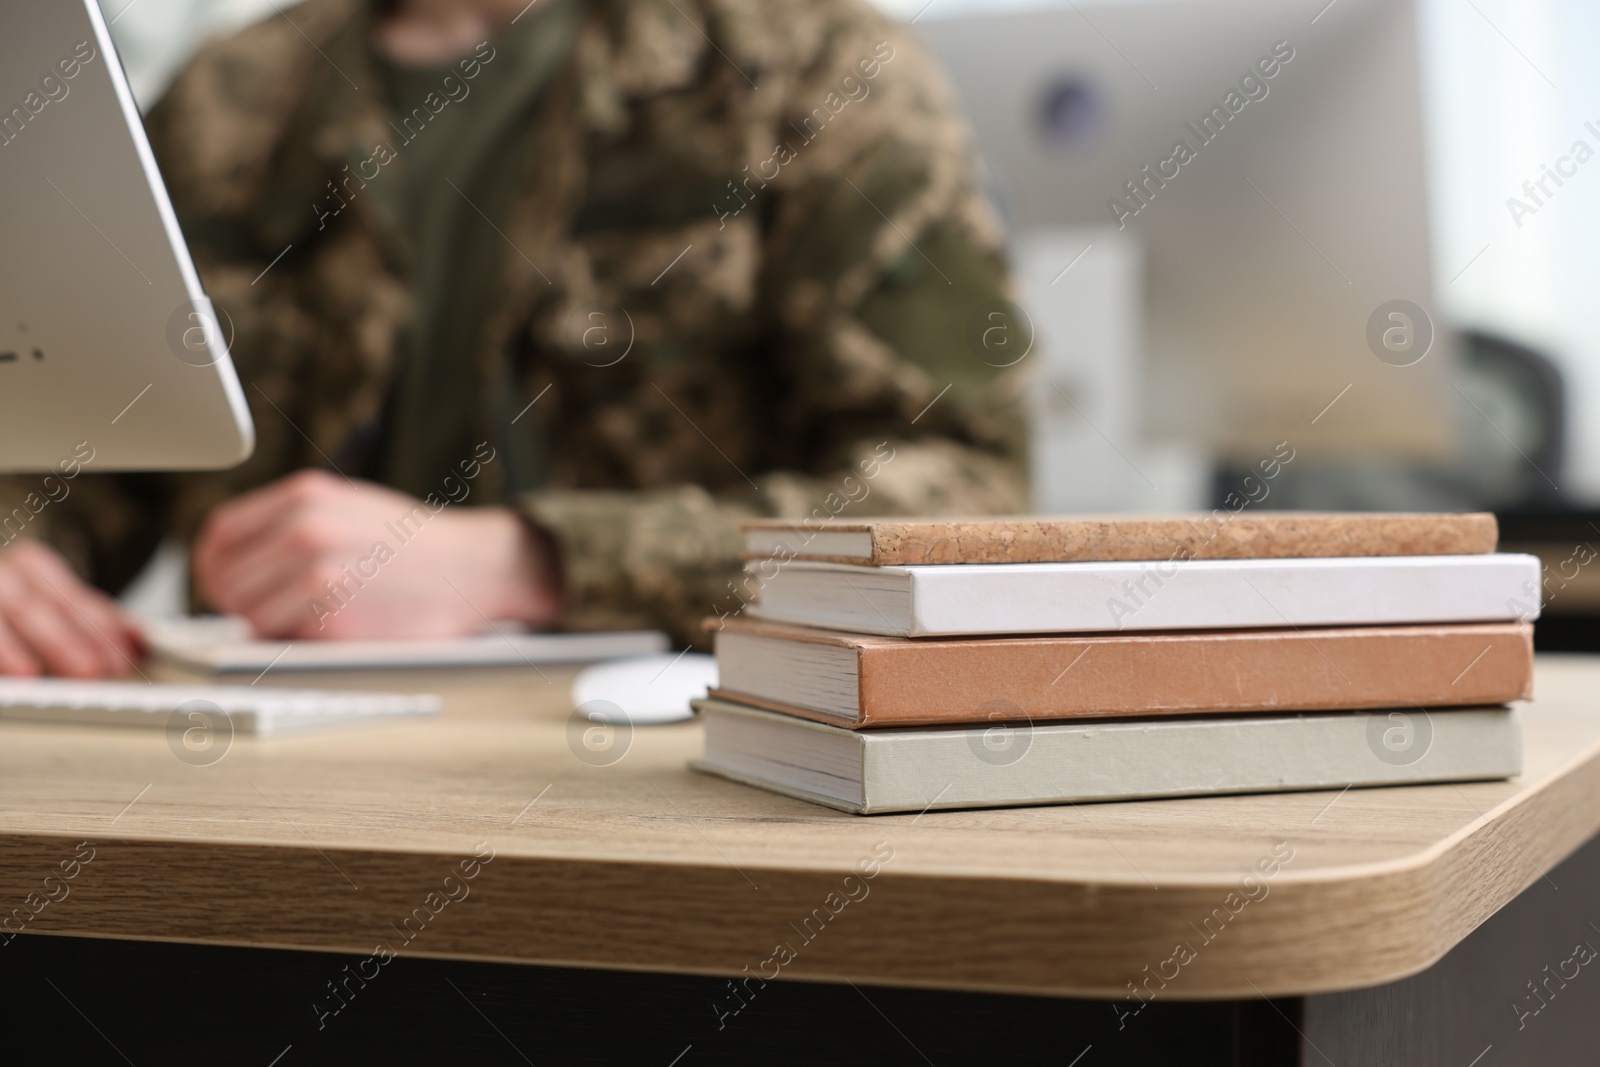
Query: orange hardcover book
709 617 1533 727
741 512 1499 566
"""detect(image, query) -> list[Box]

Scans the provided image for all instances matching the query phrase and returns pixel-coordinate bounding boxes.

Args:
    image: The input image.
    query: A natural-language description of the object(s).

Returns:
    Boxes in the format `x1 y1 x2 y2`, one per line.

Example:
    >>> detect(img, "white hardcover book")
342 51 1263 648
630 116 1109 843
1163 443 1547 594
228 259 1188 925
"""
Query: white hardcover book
746 555 1539 636
692 698 1523 815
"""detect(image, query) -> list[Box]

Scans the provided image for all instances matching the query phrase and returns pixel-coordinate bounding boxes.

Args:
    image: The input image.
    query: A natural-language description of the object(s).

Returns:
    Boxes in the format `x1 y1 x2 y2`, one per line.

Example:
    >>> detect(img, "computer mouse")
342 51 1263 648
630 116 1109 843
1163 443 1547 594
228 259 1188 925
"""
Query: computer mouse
570 653 717 725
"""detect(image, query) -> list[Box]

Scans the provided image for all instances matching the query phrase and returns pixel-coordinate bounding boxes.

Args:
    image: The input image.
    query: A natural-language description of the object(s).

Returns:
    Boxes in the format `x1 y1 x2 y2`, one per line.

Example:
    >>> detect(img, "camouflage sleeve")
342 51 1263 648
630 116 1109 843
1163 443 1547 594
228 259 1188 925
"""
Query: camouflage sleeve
524 0 1030 648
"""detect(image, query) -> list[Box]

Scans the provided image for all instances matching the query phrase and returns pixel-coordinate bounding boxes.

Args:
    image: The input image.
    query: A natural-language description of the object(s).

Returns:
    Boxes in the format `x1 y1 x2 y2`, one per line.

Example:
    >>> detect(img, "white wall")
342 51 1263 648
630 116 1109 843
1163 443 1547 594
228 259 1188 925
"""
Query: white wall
101 0 280 108
1419 0 1600 500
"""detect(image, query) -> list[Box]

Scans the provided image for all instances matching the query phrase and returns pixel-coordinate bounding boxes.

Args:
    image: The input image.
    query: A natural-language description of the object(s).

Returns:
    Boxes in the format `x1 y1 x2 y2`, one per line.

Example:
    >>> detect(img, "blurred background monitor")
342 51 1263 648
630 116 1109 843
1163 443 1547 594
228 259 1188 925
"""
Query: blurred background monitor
917 0 1455 510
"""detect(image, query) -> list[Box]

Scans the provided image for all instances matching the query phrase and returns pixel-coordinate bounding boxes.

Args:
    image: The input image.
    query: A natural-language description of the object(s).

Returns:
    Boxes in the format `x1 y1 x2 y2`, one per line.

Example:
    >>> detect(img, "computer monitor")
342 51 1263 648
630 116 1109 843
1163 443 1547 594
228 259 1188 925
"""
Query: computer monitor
0 0 254 473
917 0 1452 463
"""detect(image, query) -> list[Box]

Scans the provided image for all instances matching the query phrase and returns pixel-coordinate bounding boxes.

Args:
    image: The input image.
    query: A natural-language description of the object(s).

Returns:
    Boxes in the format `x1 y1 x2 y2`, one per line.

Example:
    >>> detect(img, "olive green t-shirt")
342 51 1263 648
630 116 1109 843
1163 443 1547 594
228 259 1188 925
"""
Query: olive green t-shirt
370 0 584 501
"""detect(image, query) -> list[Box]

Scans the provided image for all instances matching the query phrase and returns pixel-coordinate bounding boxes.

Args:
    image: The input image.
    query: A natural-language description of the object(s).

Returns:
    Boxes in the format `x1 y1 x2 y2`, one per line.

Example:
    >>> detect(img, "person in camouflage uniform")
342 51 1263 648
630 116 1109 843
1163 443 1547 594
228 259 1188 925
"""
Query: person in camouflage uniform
0 0 1028 670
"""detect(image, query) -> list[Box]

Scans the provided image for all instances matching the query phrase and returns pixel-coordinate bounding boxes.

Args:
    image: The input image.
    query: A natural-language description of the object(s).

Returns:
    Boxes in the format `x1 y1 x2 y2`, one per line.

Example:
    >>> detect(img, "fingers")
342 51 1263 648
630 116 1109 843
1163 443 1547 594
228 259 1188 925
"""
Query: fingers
195 534 335 637
0 551 61 676
194 470 362 611
226 553 376 639
196 516 306 616
0 542 139 678
0 590 110 678
243 583 329 640
198 470 342 563
200 505 352 619
193 485 286 593
205 550 307 620
0 615 41 676
194 471 334 586
19 543 141 670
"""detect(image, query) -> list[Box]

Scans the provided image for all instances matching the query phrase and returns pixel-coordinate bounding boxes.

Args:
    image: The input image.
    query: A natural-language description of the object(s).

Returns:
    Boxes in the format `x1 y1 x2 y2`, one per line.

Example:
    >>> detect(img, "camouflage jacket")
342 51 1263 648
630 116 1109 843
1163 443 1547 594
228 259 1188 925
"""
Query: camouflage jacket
23 0 1029 647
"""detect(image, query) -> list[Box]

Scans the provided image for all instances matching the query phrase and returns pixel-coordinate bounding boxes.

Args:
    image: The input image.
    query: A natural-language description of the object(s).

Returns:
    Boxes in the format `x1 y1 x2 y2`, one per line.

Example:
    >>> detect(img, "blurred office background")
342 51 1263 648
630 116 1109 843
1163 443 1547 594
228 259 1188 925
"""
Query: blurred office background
105 0 1600 643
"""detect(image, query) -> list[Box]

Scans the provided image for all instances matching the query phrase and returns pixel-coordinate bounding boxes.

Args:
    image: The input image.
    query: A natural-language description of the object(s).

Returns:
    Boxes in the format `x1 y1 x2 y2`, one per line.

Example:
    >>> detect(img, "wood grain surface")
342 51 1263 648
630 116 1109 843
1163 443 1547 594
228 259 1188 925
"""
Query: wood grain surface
2 655 1597 1001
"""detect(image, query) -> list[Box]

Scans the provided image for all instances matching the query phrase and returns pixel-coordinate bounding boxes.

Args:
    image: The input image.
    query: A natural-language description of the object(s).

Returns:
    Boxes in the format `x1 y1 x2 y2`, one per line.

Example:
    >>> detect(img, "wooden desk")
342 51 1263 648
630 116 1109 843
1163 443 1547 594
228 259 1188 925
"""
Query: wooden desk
4 656 1600 1064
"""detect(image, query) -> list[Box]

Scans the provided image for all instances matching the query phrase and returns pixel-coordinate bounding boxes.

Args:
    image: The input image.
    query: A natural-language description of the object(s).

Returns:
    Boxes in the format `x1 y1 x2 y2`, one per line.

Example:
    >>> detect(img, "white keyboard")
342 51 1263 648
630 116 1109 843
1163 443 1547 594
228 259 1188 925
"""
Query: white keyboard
0 678 441 736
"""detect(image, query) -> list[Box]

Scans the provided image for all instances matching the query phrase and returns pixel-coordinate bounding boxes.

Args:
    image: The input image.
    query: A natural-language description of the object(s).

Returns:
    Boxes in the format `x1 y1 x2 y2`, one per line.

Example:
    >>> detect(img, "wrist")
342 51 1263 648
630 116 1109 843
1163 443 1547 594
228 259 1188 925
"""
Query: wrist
477 507 564 627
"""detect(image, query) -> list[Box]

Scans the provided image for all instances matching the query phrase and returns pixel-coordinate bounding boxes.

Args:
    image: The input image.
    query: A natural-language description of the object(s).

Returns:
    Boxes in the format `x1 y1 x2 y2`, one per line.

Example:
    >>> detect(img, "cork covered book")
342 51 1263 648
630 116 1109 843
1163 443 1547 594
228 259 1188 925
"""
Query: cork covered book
742 512 1499 566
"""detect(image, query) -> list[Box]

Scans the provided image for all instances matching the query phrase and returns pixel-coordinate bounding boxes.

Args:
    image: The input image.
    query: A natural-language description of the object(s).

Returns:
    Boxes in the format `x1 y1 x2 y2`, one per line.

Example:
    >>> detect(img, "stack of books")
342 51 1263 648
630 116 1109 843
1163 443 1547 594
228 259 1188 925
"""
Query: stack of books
692 513 1540 814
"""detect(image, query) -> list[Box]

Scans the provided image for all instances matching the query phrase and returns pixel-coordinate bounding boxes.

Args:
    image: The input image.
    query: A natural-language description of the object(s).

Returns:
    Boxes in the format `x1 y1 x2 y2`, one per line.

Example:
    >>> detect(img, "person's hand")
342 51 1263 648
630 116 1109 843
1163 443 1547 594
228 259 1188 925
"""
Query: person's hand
0 540 143 677
192 470 563 640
